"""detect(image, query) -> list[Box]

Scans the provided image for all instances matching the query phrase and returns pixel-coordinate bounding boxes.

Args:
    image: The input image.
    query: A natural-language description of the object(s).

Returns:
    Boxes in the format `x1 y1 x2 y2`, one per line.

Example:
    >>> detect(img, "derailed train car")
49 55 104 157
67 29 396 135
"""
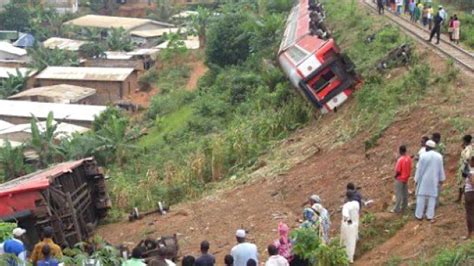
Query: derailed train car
0 158 111 250
278 0 360 113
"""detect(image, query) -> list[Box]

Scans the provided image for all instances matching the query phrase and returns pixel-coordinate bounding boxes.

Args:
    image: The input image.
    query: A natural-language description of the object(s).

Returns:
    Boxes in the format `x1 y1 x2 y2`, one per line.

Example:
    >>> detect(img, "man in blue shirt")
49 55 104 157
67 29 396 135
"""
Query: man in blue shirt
195 240 215 266
3 227 27 266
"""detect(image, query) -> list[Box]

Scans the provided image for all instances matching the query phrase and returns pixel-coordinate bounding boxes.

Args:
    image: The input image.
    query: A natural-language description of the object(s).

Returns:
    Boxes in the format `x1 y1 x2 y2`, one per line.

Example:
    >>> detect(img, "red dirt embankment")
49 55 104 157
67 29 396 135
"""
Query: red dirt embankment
99 49 473 264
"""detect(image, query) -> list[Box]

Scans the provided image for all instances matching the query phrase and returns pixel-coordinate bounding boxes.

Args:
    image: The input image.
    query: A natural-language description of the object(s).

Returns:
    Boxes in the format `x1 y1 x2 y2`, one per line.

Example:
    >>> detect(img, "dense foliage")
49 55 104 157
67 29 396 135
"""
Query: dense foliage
291 228 349 266
0 69 31 99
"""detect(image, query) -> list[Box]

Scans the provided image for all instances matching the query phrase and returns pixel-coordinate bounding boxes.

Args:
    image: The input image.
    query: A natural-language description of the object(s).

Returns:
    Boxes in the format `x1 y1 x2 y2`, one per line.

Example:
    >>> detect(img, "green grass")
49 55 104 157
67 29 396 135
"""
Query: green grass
408 240 474 266
138 105 193 148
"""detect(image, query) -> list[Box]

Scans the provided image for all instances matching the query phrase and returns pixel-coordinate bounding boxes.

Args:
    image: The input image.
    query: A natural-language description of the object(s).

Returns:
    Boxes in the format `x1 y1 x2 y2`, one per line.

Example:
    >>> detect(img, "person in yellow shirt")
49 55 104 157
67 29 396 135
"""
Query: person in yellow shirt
30 226 63 265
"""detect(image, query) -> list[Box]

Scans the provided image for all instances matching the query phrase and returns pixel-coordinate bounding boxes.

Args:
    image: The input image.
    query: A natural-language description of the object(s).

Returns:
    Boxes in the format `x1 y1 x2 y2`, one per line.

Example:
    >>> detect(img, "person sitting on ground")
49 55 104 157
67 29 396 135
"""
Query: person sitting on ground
346 183 363 208
457 135 472 203
265 245 289 266
273 222 292 262
246 259 257 266
312 203 331 244
3 227 27 266
230 229 258 266
224 254 234 266
30 227 63 265
391 145 412 213
37 245 59 266
122 248 146 266
195 240 215 266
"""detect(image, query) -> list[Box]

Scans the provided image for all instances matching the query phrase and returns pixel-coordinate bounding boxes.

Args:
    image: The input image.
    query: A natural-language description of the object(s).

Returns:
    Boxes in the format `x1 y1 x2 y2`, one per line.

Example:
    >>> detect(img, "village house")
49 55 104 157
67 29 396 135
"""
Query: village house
63 14 174 36
0 120 89 143
34 66 137 104
0 100 107 127
43 37 88 51
0 42 28 62
130 27 183 47
8 84 97 104
83 48 159 73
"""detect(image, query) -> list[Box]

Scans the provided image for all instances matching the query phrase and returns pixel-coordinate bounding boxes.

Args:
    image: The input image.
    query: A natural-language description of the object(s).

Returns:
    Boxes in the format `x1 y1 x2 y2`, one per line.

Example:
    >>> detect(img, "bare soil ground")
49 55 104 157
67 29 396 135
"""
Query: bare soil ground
99 51 473 265
98 6 474 264
186 60 208 91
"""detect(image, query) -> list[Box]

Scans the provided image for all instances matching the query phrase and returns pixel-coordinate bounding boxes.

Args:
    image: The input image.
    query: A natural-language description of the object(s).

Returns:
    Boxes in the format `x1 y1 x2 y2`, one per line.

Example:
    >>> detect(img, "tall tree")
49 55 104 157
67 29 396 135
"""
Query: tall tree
189 6 211 47
29 112 63 168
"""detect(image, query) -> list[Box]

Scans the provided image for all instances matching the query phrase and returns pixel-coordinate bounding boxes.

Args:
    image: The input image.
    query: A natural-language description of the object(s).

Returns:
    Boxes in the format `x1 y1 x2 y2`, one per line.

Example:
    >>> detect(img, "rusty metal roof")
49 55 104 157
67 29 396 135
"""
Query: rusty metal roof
36 66 134 82
0 158 92 197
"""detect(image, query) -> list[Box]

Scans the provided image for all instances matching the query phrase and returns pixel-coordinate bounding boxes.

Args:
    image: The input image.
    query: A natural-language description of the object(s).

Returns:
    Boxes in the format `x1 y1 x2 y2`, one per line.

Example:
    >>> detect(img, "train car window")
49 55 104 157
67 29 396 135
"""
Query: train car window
312 70 335 92
283 6 299 48
287 46 308 63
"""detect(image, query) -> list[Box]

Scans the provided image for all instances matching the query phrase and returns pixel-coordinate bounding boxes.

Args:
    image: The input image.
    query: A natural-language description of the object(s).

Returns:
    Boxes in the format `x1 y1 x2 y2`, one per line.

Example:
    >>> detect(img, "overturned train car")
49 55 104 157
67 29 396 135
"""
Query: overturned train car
278 0 360 113
0 158 111 250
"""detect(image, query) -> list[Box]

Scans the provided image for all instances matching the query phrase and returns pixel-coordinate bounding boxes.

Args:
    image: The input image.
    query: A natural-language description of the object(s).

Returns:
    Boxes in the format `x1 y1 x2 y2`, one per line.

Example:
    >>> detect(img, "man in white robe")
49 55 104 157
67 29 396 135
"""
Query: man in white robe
340 192 360 263
415 140 446 221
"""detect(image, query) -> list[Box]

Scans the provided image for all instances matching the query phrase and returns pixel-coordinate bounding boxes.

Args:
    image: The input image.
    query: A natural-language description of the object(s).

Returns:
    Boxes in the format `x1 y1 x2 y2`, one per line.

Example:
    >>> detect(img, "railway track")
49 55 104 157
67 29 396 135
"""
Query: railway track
362 0 474 73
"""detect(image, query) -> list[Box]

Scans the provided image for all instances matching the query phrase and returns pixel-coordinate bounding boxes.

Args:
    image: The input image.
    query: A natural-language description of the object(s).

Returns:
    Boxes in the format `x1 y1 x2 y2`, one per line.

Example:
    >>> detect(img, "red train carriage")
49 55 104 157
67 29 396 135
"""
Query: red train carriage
278 0 360 113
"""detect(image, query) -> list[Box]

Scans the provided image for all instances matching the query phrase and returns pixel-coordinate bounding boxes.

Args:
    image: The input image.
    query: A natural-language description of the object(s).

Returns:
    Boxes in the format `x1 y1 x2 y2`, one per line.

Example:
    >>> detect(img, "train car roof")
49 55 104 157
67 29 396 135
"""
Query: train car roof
0 158 93 198
279 0 329 57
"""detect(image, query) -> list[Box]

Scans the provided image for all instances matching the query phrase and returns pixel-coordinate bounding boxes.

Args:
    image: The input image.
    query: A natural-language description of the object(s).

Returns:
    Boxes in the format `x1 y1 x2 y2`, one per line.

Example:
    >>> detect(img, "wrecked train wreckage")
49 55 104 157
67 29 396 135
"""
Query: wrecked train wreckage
0 158 111 250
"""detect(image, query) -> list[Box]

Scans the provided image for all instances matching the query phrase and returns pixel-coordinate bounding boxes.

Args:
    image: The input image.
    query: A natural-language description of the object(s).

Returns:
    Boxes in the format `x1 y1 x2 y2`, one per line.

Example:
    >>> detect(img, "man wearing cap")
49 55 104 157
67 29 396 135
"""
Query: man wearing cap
230 229 259 266
415 140 446 221
30 226 62 265
3 227 27 266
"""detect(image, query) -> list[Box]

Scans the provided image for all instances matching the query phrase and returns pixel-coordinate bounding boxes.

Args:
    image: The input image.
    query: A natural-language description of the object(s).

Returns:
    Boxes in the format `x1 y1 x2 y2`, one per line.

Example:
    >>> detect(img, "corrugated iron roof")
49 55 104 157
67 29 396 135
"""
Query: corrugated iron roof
0 120 90 139
8 84 97 103
0 119 13 131
36 66 134 81
64 15 174 31
171 10 198 19
0 158 92 197
0 42 27 56
0 67 36 79
0 100 107 123
43 37 88 51
130 27 183 38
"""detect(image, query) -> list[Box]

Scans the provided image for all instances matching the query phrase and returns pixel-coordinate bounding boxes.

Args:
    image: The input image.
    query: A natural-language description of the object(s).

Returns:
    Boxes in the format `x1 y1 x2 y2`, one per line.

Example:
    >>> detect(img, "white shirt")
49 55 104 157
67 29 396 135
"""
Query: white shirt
265 255 289 266
231 242 259 266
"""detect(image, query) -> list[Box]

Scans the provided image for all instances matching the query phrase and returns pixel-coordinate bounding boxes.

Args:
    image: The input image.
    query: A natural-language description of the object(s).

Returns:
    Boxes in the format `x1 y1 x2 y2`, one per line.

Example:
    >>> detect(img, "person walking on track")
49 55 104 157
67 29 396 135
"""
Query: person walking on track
427 10 444 44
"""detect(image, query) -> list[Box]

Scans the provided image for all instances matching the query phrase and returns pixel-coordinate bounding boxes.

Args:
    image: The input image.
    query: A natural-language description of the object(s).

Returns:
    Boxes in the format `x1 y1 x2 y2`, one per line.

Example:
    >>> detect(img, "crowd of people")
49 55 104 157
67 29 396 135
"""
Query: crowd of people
1 132 472 265
375 0 461 44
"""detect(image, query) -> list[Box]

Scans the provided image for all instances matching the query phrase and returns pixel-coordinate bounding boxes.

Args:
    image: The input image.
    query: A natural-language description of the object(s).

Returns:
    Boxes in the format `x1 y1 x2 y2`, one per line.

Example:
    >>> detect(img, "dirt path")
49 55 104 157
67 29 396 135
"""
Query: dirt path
186 60 208 91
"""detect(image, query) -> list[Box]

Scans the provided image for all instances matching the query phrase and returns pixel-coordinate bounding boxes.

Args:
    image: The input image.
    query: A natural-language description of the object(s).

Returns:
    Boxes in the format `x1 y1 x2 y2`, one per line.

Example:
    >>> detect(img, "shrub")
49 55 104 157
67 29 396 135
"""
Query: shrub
205 13 250 67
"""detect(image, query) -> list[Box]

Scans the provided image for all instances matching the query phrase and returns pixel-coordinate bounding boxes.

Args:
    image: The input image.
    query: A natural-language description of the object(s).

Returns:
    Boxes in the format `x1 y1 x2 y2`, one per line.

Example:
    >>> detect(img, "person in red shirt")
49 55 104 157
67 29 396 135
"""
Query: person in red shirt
392 145 413 213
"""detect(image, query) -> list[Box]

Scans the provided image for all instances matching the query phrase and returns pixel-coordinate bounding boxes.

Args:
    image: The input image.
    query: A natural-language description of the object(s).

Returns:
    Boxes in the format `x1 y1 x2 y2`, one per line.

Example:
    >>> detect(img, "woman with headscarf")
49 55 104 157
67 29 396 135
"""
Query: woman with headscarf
312 204 331 244
273 222 293 262
300 208 318 229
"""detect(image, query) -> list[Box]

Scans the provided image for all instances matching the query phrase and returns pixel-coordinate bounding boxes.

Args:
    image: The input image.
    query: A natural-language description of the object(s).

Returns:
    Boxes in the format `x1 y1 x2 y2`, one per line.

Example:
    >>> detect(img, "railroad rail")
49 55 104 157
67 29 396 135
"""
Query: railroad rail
362 0 474 73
